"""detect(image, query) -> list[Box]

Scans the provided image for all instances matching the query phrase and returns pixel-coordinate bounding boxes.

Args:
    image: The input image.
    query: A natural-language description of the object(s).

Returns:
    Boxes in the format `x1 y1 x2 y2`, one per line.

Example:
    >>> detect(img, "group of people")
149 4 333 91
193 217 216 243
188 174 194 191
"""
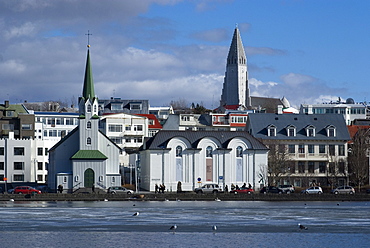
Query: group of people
155 184 166 193
227 183 252 192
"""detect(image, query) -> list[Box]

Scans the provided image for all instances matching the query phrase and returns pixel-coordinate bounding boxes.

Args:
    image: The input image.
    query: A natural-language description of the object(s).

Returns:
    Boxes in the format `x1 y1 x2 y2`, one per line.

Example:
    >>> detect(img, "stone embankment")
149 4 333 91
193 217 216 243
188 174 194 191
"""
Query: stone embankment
0 192 370 202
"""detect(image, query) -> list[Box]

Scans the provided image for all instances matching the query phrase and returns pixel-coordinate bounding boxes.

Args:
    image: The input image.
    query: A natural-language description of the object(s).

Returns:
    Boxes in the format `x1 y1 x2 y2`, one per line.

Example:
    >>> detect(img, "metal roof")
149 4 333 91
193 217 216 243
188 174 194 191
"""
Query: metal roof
143 130 268 150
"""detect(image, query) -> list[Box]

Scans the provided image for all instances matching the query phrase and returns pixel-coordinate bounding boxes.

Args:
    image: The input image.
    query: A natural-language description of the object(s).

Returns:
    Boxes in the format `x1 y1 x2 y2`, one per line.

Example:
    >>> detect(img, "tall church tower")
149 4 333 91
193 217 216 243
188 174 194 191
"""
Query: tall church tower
220 27 251 108
78 48 100 150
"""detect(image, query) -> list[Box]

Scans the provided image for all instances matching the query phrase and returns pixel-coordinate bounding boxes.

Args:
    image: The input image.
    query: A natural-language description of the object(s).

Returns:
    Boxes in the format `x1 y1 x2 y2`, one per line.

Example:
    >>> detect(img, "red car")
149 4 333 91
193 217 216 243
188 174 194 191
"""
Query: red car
14 186 41 194
230 187 254 194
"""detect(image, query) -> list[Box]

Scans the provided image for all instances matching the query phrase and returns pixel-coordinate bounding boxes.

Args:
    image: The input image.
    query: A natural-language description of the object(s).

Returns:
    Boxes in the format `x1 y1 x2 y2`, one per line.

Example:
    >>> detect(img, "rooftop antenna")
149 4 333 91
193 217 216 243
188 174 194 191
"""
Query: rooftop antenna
85 30 92 48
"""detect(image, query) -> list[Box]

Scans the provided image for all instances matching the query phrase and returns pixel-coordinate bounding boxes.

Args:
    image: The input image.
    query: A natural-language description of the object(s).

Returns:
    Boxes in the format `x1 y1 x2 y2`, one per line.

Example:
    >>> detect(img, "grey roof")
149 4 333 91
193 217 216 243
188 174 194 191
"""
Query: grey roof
247 113 350 141
143 130 268 150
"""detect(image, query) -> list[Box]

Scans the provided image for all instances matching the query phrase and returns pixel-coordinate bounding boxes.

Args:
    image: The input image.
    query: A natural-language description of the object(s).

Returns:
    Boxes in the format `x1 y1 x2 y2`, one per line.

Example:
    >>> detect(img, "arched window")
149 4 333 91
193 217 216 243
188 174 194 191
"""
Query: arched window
87 121 91 129
87 104 91 113
87 137 91 145
94 105 97 113
236 146 243 157
206 146 213 157
176 146 182 157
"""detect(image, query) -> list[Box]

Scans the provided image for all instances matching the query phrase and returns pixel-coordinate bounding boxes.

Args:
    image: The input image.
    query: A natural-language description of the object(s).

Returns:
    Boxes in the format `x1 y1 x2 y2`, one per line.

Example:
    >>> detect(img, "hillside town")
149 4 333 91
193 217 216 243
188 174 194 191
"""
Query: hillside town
1 27 369 194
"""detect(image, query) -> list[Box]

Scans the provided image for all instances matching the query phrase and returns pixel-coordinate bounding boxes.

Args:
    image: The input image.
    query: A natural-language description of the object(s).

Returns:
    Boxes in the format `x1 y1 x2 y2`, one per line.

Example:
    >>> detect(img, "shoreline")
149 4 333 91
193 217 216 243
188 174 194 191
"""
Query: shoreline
1 192 370 202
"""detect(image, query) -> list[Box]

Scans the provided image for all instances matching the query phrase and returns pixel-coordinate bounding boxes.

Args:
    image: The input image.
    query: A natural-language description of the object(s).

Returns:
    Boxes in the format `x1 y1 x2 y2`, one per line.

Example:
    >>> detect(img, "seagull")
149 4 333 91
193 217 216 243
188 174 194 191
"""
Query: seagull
298 223 308 230
215 198 221 201
132 212 139 216
169 224 177 233
9 199 14 202
212 225 217 232
104 199 108 202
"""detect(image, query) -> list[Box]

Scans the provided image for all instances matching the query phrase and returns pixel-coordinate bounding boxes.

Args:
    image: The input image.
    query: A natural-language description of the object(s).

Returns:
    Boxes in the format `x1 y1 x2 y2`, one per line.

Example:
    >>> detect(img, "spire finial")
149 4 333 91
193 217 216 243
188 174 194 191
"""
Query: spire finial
235 23 238 28
85 30 92 48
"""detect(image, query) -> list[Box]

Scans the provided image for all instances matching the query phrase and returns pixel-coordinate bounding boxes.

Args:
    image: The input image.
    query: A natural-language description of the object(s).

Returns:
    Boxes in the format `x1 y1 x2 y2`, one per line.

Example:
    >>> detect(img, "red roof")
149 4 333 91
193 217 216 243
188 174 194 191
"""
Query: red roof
347 125 370 143
135 114 162 129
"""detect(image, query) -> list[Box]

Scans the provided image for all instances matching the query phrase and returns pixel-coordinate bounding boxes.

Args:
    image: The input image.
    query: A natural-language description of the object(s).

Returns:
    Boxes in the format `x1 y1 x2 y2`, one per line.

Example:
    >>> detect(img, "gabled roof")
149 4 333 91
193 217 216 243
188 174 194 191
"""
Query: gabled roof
247 113 350 141
135 114 162 129
143 130 268 150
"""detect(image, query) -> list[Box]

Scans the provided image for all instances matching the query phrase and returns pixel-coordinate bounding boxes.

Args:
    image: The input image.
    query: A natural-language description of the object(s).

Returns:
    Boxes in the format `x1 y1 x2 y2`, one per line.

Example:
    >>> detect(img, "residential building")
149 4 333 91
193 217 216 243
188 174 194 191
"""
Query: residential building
48 48 121 192
149 106 174 123
98 98 149 115
300 99 366 125
246 113 351 187
139 130 268 192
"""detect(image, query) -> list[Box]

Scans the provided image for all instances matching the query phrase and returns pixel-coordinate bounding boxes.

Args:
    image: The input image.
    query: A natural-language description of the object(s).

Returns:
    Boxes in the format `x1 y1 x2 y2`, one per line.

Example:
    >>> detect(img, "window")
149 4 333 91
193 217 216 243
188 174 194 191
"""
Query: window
22 124 32 130
288 145 295 154
37 175 43 181
181 115 190 121
319 145 326 154
125 138 131 143
0 162 4 170
111 137 122 144
326 125 336 137
14 162 24 170
45 148 48 155
206 146 213 157
130 103 142 110
37 147 43 156
87 121 92 129
236 146 243 157
87 137 91 145
0 147 4 156
286 125 296 137
267 125 276 137
308 145 314 154
319 162 326 173
338 162 345 174
125 126 131 131
308 162 314 173
38 162 43 170
13 175 24 181
298 144 305 153
14 147 25 156
65 118 74 125
134 125 143 131
87 104 91 112
298 162 305 173
2 123 14 130
111 104 121 110
0 175 4 181
109 124 122 132
329 145 335 156
338 145 345 156
176 146 182 157
329 162 335 174
56 118 62 125
49 130 57 137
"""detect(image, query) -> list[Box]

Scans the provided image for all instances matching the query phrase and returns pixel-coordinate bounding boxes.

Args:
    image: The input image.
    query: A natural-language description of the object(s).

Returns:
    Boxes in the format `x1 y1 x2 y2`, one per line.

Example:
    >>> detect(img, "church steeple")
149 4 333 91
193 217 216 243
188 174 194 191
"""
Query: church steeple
220 26 251 109
82 49 95 101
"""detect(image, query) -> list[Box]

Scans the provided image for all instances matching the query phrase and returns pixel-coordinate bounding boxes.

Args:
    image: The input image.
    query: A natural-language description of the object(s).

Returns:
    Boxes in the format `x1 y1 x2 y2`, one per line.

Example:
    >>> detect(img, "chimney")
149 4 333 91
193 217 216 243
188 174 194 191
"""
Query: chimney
308 105 313 115
277 105 283 115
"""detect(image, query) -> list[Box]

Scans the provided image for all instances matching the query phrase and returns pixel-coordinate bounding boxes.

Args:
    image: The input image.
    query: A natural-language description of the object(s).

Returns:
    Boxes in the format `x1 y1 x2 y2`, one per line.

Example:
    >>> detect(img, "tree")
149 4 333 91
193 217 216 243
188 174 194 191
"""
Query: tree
267 142 291 185
348 128 370 190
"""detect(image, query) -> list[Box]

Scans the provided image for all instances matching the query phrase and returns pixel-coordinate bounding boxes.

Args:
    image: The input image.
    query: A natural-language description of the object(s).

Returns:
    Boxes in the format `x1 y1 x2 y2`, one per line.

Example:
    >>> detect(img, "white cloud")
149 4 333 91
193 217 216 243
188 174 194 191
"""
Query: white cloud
4 22 36 39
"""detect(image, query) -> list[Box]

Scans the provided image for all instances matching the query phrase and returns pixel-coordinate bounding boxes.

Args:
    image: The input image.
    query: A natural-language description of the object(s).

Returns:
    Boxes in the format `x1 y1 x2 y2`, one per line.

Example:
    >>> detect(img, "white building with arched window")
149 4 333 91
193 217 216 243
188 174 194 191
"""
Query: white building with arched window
139 130 268 192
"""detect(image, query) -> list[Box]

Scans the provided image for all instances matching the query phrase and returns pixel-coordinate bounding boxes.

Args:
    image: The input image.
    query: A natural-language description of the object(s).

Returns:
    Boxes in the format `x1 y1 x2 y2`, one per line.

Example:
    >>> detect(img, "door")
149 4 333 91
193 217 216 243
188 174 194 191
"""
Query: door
84 168 95 188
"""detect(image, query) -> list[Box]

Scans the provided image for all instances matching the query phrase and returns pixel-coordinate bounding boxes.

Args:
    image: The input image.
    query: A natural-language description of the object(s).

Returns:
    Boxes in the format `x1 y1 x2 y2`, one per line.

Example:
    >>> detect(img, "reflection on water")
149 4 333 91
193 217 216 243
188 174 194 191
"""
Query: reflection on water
0 201 369 247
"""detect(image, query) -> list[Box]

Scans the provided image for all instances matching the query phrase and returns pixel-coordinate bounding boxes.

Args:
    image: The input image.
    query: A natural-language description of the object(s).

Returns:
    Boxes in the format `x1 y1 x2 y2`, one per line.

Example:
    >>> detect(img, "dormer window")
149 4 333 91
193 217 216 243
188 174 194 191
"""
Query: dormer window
267 124 276 137
286 125 296 137
305 125 316 137
326 125 336 137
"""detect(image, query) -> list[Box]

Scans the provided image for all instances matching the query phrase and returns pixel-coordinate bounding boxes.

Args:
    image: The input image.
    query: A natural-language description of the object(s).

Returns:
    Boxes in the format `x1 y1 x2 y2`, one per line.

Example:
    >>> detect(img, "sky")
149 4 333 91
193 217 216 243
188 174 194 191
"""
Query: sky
1 0 370 109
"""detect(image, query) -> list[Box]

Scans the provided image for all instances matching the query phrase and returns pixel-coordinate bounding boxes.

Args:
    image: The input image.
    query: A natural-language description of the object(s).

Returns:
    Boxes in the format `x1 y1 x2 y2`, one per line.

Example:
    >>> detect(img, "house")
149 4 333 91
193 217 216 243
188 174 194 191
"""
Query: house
48 48 121 192
246 113 351 187
139 130 268 192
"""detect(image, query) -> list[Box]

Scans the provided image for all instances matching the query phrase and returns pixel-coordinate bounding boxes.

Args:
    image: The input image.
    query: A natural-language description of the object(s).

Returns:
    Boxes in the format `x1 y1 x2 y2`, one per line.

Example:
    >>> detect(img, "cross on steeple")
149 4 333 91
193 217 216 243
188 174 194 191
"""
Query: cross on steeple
85 30 92 48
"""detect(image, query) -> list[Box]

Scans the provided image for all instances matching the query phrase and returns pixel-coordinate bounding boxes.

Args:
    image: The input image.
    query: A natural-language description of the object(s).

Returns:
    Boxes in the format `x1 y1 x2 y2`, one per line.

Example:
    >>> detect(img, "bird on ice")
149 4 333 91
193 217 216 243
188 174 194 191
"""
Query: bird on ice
212 225 217 232
298 223 308 230
169 225 177 232
132 212 139 216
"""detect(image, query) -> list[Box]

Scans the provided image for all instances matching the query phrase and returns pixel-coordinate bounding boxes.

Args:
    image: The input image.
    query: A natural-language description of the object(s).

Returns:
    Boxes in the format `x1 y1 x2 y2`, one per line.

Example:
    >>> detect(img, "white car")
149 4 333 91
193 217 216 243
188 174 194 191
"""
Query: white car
301 186 323 194
107 186 134 194
194 184 223 194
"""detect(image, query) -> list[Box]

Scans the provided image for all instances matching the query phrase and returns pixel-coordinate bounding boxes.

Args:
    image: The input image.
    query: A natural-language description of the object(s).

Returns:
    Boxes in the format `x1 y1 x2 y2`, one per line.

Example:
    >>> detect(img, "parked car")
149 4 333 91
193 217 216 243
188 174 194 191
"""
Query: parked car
230 187 254 194
260 186 283 194
278 185 295 194
301 186 323 194
194 184 223 194
107 186 134 194
14 186 41 195
331 186 355 195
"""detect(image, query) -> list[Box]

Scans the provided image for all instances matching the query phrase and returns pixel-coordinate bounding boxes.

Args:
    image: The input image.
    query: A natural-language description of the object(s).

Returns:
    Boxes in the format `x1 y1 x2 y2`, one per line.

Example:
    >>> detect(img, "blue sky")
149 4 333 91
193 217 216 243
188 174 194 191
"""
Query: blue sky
1 0 370 109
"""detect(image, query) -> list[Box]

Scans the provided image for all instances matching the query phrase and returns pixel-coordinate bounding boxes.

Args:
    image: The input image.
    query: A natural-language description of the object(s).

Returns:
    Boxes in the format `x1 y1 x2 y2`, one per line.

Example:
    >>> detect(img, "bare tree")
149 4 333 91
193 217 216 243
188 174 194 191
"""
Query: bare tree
267 142 291 185
348 128 370 191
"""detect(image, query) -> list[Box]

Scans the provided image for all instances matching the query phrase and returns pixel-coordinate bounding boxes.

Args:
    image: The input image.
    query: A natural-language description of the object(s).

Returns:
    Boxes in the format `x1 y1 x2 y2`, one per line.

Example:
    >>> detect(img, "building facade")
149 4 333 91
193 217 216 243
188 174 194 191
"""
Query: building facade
139 130 268 192
247 113 351 187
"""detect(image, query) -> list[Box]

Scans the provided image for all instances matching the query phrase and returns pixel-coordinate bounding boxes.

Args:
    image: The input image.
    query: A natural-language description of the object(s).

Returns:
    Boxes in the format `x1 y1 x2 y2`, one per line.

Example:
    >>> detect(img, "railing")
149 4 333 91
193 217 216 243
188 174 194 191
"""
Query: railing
96 182 106 190
72 182 82 193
